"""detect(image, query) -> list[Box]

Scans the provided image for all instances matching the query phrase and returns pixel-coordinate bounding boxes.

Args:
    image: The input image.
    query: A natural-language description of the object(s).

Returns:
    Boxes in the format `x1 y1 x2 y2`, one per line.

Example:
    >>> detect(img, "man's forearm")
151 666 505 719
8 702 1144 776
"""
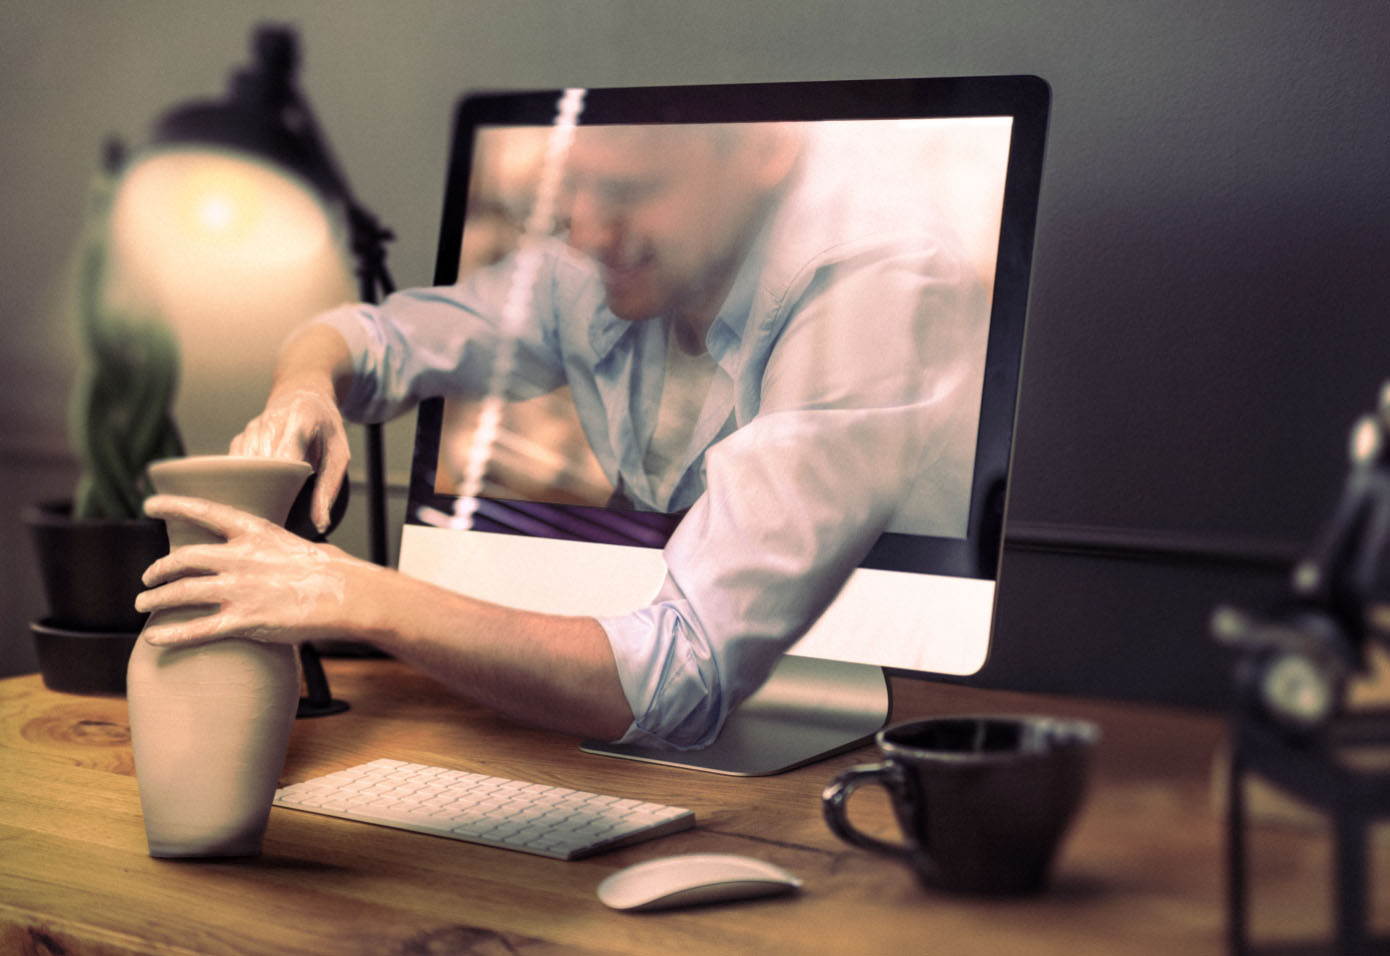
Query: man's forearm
350 561 635 741
272 321 357 406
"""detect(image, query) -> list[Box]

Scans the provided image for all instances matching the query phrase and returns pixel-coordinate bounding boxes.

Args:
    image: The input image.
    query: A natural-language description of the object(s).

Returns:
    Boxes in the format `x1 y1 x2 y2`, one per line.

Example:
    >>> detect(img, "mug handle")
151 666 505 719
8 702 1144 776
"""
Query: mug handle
821 760 915 861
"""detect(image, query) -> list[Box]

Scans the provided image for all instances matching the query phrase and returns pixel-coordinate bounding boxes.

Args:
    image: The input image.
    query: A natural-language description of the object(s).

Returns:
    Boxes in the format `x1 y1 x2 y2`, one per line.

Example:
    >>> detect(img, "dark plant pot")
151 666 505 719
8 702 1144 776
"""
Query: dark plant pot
23 500 168 694
30 620 138 695
24 500 168 632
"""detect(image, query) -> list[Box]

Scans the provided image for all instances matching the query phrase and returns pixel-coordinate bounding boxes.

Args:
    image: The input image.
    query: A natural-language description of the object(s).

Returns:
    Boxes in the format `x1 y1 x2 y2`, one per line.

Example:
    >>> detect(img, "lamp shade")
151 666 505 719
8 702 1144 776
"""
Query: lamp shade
150 100 338 204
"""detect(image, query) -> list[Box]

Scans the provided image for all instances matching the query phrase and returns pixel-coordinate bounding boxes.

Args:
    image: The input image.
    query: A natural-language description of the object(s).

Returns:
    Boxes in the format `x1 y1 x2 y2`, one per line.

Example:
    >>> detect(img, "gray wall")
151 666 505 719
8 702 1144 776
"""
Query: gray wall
3 1 1387 706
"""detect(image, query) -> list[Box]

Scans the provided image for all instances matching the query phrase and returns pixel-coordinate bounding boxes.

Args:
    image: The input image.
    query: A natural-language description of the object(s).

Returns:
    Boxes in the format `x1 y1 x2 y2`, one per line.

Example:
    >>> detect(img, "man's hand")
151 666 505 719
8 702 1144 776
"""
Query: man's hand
230 383 349 534
230 321 357 534
135 495 379 648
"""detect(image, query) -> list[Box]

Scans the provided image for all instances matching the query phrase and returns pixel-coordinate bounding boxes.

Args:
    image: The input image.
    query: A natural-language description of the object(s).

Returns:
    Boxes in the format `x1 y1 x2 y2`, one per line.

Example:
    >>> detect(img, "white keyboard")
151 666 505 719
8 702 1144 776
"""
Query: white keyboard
272 758 695 860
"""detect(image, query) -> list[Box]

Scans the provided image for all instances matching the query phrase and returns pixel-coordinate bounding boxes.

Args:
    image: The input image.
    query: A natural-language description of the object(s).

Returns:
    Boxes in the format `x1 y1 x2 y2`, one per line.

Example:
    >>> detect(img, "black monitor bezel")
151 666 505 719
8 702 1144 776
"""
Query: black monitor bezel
407 75 1049 582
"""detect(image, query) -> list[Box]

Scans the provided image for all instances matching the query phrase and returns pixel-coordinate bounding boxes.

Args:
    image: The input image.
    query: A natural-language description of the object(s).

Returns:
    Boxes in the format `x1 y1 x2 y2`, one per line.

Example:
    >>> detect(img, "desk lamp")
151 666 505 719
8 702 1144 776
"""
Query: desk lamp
108 24 397 717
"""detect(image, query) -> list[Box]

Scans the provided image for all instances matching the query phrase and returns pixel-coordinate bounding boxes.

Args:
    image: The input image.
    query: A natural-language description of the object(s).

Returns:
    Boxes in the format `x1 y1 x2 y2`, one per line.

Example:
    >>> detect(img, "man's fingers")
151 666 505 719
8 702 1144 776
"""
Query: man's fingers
141 542 234 588
140 610 233 648
269 418 311 462
135 574 227 614
230 417 278 457
230 404 314 461
312 442 350 533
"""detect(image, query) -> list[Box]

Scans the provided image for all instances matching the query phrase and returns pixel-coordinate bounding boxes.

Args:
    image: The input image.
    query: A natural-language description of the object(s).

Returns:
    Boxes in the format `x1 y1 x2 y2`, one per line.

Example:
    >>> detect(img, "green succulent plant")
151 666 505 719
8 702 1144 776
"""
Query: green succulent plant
69 147 184 520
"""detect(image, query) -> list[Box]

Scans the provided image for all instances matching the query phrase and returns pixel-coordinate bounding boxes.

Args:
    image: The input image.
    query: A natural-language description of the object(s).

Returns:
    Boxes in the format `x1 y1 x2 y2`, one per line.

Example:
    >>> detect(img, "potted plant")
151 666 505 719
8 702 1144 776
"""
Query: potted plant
24 141 183 694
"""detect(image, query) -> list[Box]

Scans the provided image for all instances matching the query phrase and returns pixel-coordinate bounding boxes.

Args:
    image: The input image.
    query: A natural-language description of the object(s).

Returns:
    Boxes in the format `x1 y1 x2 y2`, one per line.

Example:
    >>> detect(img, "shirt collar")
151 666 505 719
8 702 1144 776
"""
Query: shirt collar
588 303 634 360
705 164 805 363
703 223 765 362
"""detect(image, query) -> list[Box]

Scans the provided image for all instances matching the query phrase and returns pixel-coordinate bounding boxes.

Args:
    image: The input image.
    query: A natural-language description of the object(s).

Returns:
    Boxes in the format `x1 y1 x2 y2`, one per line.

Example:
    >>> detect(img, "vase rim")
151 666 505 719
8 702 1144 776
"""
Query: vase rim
149 455 314 479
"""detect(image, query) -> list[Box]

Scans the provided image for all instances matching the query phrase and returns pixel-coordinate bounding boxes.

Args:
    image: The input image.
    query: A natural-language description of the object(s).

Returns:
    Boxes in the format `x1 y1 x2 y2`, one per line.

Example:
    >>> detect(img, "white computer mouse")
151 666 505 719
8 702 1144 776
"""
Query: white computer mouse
597 852 802 912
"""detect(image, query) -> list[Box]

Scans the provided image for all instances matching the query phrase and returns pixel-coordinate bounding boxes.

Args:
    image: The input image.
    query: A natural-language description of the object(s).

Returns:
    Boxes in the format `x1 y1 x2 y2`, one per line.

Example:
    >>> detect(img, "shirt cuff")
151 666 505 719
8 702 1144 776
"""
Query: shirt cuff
597 604 722 751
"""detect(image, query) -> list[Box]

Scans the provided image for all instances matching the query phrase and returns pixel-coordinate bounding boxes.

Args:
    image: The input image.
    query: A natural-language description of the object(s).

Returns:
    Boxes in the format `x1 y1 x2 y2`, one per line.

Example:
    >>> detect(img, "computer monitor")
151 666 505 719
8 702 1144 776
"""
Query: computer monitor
399 76 1049 774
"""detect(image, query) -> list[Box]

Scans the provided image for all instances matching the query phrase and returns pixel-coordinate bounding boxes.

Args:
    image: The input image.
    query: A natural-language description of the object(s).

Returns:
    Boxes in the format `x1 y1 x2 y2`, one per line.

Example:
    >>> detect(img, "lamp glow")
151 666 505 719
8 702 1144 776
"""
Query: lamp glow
107 147 354 456
193 191 239 234
115 149 335 268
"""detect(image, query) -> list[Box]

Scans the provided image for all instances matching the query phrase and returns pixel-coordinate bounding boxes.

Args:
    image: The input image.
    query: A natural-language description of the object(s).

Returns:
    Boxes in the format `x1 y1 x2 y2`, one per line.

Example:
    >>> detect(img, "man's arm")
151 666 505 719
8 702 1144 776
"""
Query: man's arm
376 559 635 740
269 321 357 405
136 495 635 741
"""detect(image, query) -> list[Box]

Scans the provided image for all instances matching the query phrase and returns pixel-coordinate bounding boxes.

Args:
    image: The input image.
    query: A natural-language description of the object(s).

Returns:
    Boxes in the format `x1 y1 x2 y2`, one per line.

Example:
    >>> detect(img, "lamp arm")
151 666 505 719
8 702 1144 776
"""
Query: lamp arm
339 202 395 568
345 202 397 303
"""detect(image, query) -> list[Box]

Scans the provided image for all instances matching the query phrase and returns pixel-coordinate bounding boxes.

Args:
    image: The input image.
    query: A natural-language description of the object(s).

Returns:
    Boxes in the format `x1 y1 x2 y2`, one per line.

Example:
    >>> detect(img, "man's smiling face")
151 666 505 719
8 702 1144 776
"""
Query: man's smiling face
563 125 783 329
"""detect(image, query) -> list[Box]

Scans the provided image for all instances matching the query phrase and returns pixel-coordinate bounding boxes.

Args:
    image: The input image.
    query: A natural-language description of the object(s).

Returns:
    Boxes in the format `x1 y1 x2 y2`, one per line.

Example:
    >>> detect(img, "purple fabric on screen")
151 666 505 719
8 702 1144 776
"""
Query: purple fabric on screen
470 497 678 548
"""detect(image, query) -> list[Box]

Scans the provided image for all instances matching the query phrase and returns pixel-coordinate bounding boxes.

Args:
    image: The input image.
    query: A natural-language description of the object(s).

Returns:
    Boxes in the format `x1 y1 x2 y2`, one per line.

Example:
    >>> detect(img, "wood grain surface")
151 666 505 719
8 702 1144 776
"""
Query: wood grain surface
2 658 1384 955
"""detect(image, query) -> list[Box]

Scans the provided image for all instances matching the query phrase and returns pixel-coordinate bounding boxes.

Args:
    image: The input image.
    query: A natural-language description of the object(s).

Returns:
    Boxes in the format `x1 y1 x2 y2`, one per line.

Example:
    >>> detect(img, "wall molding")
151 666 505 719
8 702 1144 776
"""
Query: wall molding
0 434 1304 569
0 434 413 492
1005 519 1302 570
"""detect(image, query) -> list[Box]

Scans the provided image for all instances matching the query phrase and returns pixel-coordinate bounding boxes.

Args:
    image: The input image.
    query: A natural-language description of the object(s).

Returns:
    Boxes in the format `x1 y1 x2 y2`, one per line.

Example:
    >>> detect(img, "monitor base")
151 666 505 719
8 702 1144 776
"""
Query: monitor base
581 655 891 776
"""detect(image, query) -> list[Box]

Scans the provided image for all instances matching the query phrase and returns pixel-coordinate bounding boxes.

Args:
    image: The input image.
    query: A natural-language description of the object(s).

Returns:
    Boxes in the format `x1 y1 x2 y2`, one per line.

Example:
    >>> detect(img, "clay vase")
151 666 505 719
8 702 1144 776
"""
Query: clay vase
127 455 313 858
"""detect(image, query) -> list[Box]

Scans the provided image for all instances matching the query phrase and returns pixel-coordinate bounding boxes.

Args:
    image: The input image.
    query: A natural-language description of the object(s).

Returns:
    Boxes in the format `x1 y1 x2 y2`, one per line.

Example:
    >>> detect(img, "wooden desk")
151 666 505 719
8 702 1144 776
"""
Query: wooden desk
0 660 1382 955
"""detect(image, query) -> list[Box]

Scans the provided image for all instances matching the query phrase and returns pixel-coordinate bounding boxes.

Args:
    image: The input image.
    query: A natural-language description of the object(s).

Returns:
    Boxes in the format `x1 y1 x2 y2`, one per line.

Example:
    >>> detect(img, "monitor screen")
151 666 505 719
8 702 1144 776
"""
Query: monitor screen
399 76 1048 773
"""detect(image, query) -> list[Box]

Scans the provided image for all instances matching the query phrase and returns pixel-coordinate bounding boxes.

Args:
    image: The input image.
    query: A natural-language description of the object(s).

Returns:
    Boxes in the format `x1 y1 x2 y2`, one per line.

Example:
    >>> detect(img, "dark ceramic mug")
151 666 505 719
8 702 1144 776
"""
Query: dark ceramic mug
822 714 1100 895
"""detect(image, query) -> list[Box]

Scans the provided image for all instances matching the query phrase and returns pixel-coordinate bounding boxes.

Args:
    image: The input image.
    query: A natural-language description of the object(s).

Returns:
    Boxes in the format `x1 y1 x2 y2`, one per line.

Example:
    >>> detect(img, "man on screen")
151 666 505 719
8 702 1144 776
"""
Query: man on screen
135 121 990 750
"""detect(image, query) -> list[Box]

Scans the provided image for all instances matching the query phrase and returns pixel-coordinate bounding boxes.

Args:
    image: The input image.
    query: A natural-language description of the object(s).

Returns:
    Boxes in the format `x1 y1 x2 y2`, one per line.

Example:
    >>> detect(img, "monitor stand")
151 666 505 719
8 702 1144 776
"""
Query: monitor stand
581 655 891 776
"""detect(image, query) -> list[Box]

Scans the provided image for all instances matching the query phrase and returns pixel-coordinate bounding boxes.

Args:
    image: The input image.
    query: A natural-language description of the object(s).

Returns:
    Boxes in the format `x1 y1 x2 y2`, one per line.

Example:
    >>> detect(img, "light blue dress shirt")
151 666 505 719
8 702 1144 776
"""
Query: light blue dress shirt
317 147 988 749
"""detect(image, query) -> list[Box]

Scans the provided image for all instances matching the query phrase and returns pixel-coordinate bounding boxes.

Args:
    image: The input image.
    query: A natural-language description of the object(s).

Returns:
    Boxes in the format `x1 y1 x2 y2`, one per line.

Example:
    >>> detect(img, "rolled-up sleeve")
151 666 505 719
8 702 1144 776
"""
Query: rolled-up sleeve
310 256 572 424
